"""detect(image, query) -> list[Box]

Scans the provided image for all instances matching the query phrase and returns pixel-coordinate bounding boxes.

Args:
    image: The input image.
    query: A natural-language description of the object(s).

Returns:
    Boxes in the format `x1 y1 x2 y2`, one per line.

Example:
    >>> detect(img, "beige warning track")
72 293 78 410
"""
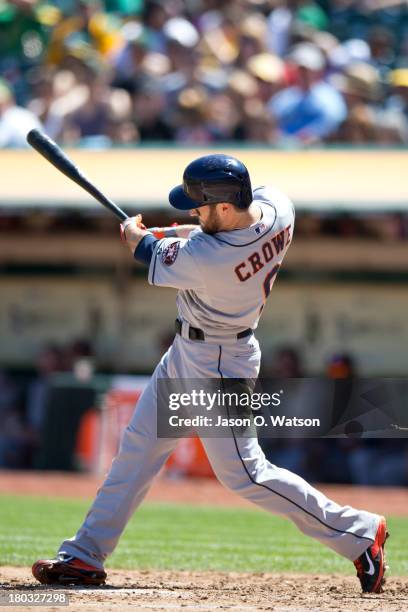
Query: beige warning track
0 471 407 516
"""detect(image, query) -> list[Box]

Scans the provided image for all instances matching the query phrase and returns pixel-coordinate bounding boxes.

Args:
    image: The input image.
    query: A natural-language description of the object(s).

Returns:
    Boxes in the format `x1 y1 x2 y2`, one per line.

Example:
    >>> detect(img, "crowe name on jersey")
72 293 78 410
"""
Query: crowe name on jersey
235 224 292 282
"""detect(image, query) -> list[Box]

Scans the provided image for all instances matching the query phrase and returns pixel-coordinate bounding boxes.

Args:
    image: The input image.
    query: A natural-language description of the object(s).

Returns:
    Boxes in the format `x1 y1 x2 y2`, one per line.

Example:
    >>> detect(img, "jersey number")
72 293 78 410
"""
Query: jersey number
263 264 280 300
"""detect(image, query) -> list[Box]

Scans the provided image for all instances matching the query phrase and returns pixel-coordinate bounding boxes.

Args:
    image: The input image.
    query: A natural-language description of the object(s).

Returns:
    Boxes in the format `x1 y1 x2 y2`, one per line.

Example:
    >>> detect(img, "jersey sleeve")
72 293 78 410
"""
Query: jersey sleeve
148 237 205 290
188 226 203 239
254 185 295 223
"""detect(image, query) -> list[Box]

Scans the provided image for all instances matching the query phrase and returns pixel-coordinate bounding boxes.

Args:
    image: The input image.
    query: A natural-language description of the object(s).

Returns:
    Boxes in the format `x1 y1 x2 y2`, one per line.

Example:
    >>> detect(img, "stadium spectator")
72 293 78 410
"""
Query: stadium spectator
26 70 65 140
262 345 305 378
112 21 149 92
0 0 407 147
268 42 347 143
260 345 310 479
25 343 64 463
0 0 53 102
66 338 95 381
46 0 122 68
0 78 42 147
133 82 173 140
387 68 408 120
63 75 113 144
326 352 356 379
348 439 408 487
324 351 408 486
246 53 286 103
0 370 26 468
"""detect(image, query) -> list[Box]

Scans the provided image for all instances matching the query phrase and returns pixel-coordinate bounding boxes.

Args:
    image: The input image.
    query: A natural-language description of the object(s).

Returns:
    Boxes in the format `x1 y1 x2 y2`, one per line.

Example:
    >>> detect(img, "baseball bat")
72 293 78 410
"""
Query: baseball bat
26 129 128 222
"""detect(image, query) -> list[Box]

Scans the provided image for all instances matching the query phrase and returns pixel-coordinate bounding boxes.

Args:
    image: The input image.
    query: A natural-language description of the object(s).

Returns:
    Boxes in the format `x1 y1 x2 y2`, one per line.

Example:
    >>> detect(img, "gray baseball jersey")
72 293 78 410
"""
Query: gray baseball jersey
148 186 295 337
58 184 381 576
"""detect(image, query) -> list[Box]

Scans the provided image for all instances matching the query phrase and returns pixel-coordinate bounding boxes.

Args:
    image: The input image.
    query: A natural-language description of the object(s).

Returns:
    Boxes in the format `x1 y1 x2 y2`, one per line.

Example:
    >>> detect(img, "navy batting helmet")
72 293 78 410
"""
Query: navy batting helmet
169 154 253 211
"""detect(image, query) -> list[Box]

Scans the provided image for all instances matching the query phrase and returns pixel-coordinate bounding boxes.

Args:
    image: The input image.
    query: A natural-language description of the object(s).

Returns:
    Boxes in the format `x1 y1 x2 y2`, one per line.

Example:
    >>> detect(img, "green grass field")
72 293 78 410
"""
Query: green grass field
0 494 406 575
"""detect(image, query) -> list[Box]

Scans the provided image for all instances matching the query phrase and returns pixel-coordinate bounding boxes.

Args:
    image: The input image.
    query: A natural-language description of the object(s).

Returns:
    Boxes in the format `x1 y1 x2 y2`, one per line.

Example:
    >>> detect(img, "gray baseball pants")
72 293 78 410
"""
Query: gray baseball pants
59 333 380 568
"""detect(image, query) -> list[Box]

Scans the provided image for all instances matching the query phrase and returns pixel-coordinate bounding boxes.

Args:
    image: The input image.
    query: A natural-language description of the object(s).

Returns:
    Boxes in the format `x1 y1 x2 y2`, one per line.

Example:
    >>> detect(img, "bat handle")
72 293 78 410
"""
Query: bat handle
85 181 129 222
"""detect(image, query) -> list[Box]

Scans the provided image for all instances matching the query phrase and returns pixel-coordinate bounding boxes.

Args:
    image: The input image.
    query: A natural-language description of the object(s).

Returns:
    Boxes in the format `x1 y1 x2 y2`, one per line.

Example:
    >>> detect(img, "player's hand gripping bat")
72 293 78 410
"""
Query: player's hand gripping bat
26 129 128 222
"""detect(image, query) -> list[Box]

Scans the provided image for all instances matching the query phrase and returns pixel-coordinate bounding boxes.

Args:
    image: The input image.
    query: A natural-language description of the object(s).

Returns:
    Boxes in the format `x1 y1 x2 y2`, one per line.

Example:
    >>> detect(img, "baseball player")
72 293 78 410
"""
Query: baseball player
32 154 388 593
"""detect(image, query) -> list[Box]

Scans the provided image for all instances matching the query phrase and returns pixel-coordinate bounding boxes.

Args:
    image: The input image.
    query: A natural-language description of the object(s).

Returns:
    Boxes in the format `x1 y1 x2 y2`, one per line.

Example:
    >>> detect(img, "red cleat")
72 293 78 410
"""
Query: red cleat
354 517 389 593
32 554 106 586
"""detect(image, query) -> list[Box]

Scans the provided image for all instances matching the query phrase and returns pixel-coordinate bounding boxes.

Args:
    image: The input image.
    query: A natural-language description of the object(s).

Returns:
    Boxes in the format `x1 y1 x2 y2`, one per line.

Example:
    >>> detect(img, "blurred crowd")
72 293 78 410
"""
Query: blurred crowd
0 340 94 469
1 0 408 148
1 339 407 486
260 346 408 487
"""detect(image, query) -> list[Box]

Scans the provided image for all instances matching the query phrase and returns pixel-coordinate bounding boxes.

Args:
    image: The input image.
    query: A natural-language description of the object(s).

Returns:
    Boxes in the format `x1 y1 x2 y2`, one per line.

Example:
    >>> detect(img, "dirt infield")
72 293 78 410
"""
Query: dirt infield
0 470 407 516
1 472 407 610
1 566 408 612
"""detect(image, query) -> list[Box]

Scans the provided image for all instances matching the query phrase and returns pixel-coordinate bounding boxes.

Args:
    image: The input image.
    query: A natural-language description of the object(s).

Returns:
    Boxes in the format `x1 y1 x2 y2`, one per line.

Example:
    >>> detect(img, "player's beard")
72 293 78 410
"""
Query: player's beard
199 207 222 234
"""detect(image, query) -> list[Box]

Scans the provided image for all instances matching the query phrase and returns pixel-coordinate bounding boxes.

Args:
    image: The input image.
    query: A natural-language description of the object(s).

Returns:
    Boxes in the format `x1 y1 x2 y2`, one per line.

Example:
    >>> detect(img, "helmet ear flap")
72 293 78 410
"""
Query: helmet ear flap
237 181 252 209
237 188 245 209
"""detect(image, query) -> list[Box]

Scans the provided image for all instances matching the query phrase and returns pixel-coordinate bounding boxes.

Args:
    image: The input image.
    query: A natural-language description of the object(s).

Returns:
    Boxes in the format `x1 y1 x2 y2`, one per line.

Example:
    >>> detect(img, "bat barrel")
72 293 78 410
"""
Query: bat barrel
26 129 128 222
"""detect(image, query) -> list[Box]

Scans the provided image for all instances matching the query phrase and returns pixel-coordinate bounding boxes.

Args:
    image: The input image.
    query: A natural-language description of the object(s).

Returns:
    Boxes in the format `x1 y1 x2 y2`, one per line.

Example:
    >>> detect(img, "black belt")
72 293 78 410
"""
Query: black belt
175 318 252 342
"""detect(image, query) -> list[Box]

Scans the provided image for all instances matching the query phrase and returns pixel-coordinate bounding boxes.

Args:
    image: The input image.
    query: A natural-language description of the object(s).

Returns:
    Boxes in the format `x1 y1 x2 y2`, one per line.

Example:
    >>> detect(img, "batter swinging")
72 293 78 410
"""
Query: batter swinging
32 154 388 593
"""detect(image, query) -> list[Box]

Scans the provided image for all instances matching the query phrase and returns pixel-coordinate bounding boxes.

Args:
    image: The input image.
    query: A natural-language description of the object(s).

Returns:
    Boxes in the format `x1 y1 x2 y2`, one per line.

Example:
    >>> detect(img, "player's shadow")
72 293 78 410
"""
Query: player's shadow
0 581 125 591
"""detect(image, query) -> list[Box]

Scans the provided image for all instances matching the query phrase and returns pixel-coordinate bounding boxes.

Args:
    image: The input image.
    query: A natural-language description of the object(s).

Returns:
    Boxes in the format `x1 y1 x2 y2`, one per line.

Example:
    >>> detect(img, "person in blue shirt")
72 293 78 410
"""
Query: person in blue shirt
268 42 347 144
